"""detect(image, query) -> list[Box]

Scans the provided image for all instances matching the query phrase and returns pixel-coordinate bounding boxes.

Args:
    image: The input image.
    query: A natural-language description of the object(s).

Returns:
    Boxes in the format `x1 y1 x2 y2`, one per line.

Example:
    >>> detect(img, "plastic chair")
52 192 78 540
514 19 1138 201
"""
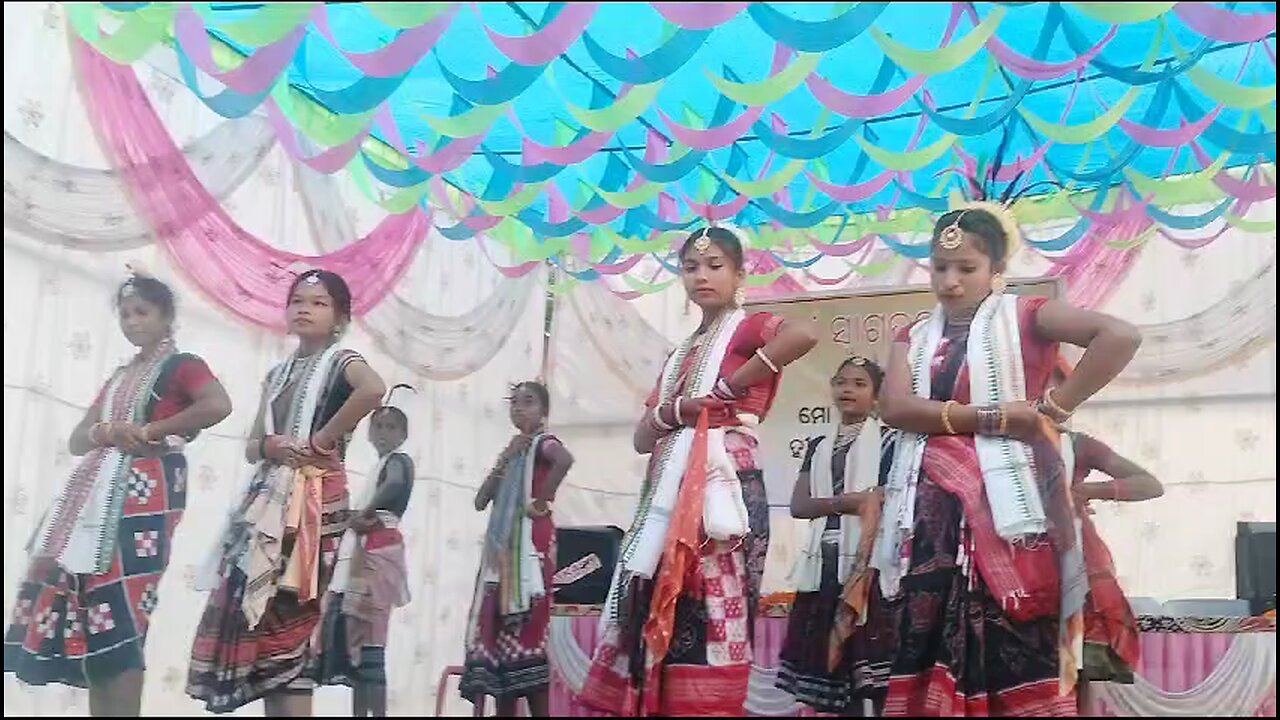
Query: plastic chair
1161 598 1252 618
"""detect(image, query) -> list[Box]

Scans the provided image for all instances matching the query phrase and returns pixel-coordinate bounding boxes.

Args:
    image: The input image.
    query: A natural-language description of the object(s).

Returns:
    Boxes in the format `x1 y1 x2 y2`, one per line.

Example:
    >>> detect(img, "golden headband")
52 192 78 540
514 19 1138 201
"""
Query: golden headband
937 200 1022 263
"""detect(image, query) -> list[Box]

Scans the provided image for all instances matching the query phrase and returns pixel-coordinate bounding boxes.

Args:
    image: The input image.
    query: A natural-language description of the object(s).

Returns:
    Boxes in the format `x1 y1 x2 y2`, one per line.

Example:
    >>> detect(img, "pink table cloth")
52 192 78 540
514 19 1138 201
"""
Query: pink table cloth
548 610 1276 717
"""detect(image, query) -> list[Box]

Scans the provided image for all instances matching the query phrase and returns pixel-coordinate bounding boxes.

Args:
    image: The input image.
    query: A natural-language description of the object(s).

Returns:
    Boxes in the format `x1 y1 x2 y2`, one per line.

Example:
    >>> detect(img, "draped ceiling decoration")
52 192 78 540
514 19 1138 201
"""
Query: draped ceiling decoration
68 2 1276 296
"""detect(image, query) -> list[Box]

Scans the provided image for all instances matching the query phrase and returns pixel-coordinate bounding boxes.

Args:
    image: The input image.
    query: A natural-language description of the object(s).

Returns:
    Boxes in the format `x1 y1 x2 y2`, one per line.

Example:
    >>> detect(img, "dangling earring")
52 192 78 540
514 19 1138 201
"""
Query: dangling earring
332 324 343 339
991 273 1006 294
733 286 746 307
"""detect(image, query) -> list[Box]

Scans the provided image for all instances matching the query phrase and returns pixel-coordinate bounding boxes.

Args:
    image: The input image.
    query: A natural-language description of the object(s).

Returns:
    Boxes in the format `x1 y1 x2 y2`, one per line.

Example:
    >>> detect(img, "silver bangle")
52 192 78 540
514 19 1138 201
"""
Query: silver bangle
650 404 676 432
755 348 780 374
673 396 684 425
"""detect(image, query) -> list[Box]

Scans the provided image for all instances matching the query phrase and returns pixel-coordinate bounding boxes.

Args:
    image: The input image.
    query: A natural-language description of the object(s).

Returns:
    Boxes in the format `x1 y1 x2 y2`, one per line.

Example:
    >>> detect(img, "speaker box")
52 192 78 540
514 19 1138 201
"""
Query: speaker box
1235 521 1276 616
555 526 624 605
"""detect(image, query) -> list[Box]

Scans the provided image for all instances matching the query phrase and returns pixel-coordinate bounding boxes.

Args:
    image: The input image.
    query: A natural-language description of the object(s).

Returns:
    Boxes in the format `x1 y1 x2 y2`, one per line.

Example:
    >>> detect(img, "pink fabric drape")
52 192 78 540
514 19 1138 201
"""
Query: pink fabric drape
551 615 1277 717
1089 631 1276 717
72 38 431 332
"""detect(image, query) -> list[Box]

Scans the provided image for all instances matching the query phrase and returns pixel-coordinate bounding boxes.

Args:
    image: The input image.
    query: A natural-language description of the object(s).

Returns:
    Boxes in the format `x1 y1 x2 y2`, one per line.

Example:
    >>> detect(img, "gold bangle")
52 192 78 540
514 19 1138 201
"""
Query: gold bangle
941 400 958 435
998 405 1008 436
1043 387 1073 419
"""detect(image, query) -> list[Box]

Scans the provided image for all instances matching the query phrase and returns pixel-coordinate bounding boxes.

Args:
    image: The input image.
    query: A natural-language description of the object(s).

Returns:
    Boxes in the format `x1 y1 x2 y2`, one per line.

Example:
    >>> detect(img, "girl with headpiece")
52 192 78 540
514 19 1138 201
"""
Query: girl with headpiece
865 151 1143 716
1049 359 1161 713
460 381 574 717
316 384 417 716
5 269 232 716
579 226 819 716
777 356 900 715
187 269 386 716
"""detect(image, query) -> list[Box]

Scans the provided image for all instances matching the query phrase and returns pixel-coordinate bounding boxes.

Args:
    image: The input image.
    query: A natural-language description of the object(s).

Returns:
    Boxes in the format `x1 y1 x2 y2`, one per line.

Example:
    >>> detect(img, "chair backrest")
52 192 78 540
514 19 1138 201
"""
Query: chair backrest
1161 598 1253 618
1126 596 1163 616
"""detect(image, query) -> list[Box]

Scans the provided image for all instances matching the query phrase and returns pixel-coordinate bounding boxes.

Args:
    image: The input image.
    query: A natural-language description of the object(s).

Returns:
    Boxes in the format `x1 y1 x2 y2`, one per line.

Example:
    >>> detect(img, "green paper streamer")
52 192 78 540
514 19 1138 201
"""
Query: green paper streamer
365 2 454 30
477 183 547 216
274 83 375 146
708 52 822 106
1068 2 1176 24
1104 226 1156 251
424 102 510 139
1226 214 1277 233
872 7 1006 76
1171 34 1278 110
1019 87 1140 144
565 81 662 133
1124 152 1231 206
195 2 318 48
594 182 665 210
69 4 171 64
855 133 958 171
725 160 806 197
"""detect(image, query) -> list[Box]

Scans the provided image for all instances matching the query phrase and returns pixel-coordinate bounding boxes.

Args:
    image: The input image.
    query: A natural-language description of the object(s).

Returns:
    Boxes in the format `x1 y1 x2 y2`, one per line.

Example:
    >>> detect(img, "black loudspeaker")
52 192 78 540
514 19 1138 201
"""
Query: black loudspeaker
554 526 624 605
1235 522 1276 616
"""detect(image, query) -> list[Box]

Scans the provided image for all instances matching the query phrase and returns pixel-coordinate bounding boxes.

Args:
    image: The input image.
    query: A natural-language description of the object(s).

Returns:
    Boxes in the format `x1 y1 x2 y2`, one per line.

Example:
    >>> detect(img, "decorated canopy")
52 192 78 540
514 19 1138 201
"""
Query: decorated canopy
66 2 1278 295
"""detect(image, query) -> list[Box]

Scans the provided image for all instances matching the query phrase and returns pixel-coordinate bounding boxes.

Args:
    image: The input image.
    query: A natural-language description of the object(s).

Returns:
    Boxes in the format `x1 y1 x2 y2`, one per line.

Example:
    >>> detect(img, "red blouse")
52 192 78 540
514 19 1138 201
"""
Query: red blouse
93 355 217 423
644 312 785 471
644 312 785 419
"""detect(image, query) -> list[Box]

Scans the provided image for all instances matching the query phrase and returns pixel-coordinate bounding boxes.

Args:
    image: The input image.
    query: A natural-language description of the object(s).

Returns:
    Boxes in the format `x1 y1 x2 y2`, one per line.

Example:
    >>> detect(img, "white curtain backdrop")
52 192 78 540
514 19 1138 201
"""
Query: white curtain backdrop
3 4 548 716
3 3 1276 717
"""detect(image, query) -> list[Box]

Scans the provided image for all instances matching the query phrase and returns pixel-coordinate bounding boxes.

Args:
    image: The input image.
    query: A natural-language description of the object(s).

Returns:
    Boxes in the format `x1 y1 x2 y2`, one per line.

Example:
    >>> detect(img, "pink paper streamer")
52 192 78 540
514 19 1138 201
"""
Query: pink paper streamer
811 231 879 257
484 3 599 66
807 74 928 118
744 249 806 299
475 232 543 277
658 105 764 151
74 38 430 332
657 43 791 150
370 103 485 174
173 5 307 95
1118 108 1224 148
1173 3 1277 43
312 4 457 78
264 98 372 173
686 192 750 221
651 2 749 30
577 203 626 225
986 25 1117 80
805 170 895 202
523 130 613 166
807 5 962 118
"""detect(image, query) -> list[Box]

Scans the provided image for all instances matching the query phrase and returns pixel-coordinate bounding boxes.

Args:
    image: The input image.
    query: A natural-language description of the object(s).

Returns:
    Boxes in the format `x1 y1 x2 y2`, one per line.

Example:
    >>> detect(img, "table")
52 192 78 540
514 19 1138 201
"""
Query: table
547 607 1276 717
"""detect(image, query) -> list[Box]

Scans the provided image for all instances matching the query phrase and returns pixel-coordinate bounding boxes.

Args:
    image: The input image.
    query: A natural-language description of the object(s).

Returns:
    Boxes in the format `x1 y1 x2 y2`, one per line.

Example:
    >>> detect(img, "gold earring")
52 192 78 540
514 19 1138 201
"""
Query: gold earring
991 273 1006 294
733 287 746 307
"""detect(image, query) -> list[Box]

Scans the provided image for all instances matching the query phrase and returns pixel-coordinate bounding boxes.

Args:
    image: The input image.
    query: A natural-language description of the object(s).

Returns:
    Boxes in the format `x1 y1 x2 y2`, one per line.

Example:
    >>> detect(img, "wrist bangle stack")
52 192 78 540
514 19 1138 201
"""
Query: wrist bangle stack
975 405 1009 436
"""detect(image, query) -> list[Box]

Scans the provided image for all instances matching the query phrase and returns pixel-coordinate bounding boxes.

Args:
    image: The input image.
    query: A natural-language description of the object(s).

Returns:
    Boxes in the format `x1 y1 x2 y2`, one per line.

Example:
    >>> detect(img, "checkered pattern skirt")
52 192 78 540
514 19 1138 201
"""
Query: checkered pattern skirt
4 453 187 687
459 516 556 702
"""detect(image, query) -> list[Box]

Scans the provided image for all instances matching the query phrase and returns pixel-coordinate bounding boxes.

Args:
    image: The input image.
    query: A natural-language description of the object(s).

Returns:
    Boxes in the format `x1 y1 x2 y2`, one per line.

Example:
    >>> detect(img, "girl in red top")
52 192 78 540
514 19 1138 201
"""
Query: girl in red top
461 381 575 717
5 272 232 716
580 227 819 716
871 202 1142 717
